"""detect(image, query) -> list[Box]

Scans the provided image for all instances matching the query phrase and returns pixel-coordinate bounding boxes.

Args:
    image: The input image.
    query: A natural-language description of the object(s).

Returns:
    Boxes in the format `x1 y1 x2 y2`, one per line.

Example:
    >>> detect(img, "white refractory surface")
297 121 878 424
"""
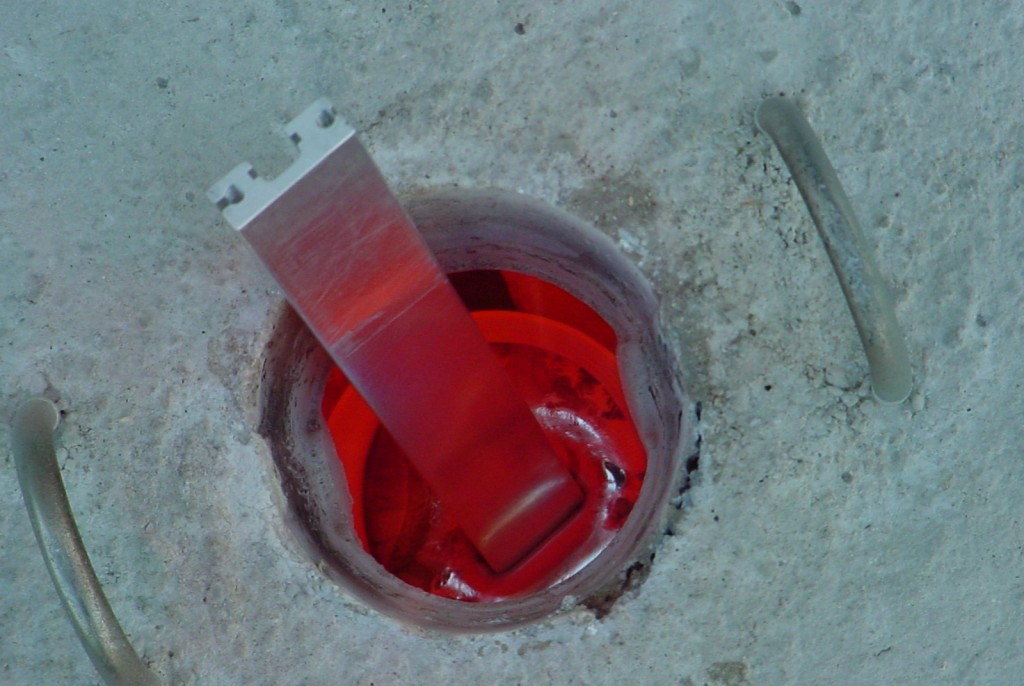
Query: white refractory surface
0 2 1020 684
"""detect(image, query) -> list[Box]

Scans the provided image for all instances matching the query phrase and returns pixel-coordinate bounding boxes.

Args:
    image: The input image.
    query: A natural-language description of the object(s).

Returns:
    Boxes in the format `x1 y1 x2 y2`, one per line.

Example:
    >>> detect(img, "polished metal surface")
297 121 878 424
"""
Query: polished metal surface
207 99 356 231
208 100 583 573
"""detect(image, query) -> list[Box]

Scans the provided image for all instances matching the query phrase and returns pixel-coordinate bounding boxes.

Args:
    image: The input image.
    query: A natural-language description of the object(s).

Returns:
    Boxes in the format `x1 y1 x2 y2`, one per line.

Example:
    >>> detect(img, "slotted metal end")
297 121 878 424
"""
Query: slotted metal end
206 98 356 230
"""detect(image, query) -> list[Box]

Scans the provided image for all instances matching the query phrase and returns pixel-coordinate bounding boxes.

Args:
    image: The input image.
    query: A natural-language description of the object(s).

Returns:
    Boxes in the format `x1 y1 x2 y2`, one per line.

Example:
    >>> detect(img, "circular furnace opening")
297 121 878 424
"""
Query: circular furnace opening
259 189 688 630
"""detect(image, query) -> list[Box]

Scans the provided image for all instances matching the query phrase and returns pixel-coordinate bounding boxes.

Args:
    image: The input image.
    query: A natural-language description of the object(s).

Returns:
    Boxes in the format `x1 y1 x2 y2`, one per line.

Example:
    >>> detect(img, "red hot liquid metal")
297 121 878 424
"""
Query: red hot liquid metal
333 269 583 574
323 271 648 601
228 125 582 574
210 103 653 605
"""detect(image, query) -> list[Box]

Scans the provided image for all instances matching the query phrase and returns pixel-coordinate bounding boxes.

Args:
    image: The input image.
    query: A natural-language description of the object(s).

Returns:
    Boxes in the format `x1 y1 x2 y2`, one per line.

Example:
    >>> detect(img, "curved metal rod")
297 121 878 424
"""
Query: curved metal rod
755 96 913 404
11 397 161 686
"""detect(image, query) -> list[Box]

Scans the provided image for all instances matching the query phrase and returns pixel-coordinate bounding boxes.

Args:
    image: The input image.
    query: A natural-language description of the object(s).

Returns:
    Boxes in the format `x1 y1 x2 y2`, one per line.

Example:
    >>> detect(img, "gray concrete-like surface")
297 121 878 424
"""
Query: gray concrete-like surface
2 1 1020 684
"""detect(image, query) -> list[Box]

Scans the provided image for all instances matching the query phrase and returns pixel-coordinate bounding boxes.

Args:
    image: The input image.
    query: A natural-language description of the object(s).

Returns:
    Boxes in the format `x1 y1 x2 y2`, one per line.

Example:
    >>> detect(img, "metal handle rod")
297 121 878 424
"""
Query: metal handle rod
11 397 161 686
755 96 914 404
